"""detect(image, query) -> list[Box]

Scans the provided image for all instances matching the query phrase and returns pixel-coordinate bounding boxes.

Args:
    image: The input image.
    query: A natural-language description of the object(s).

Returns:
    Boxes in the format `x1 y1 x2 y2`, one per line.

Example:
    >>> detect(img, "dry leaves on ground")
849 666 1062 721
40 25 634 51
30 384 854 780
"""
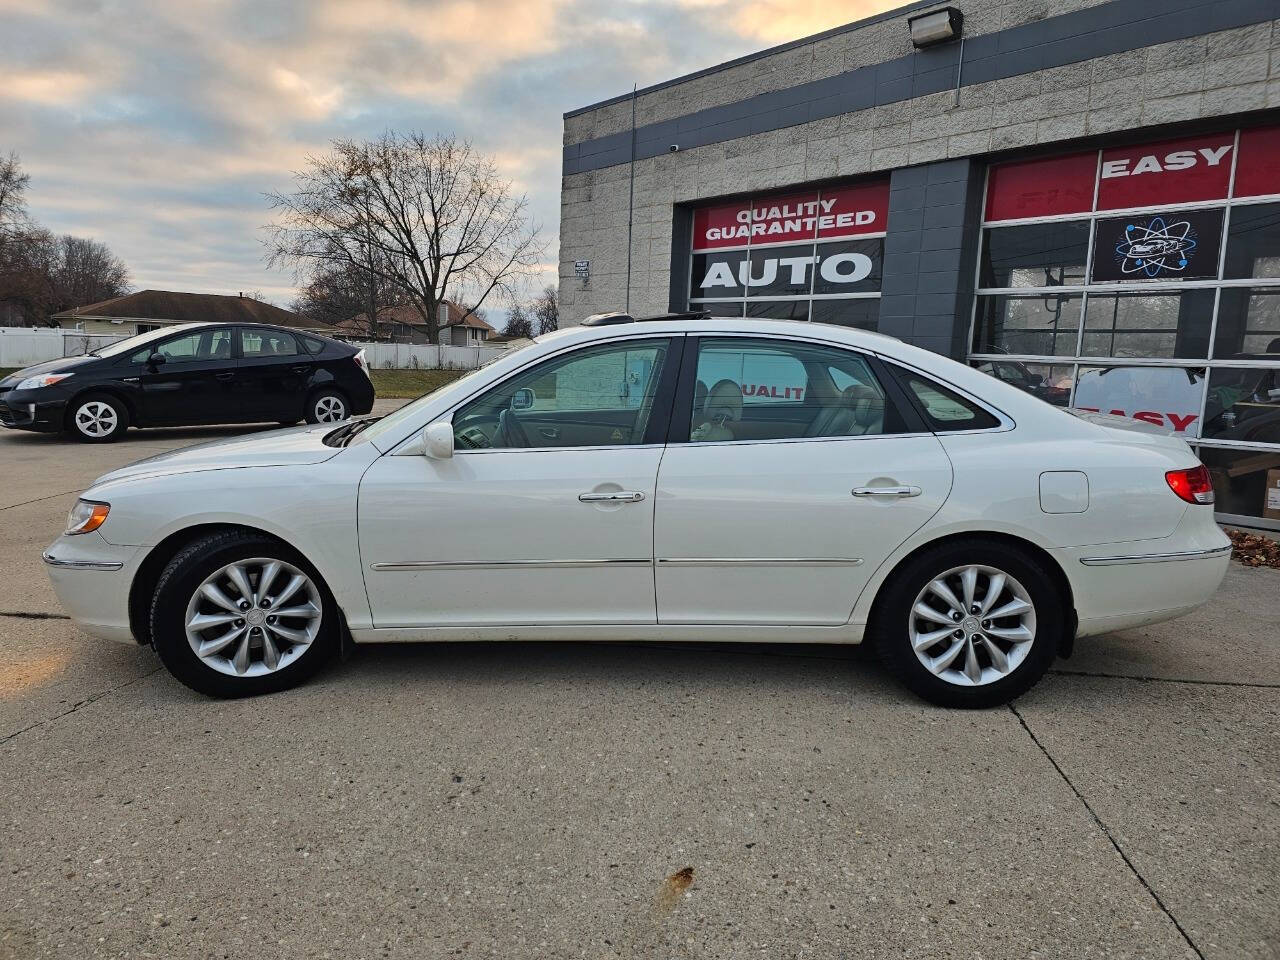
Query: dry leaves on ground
1227 528 1280 568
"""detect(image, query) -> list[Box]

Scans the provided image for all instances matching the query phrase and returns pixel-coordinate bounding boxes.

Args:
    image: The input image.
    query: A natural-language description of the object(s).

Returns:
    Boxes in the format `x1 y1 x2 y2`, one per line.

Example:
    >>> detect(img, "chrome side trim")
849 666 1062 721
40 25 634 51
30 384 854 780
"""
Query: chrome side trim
370 558 652 572
41 552 124 572
656 558 864 567
1079 545 1231 567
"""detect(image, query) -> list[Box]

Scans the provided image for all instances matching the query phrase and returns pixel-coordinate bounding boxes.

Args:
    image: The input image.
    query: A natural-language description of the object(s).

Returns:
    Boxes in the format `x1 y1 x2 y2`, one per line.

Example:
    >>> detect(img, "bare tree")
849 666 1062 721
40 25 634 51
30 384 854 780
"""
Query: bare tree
51 235 129 310
291 254 408 332
503 303 534 339
266 132 544 343
532 284 558 335
0 152 31 242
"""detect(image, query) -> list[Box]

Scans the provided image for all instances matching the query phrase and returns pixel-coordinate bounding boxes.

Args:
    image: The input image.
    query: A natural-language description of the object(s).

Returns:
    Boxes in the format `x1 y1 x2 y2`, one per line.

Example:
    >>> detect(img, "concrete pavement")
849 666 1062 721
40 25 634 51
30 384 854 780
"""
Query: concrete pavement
0 414 1276 959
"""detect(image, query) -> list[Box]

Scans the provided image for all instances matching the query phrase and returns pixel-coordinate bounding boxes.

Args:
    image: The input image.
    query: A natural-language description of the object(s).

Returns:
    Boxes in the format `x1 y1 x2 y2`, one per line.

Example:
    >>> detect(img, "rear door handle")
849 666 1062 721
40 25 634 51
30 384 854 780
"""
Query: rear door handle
215 372 236 382
539 427 560 439
852 485 921 498
291 365 309 374
579 491 645 503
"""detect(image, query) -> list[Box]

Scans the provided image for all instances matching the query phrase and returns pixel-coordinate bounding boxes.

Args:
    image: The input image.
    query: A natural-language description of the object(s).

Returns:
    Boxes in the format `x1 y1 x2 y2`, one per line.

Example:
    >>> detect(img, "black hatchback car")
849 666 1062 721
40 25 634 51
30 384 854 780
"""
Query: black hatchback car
0 322 376 442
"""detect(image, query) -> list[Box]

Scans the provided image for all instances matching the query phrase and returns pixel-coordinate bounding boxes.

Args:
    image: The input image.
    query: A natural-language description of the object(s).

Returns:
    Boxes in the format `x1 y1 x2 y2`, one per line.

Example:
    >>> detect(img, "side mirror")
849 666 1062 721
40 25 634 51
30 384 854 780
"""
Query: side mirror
147 352 167 367
511 387 535 411
423 421 454 460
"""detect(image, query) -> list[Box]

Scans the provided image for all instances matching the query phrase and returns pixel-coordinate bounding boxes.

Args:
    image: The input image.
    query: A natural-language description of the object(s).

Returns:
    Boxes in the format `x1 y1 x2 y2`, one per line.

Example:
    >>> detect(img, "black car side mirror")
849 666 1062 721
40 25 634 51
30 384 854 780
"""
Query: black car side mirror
147 352 167 368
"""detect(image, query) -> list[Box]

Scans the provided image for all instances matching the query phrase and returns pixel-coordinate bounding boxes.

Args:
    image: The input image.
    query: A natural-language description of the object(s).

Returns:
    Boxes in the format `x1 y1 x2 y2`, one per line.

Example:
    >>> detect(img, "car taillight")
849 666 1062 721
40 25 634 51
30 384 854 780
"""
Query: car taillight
353 349 371 379
1165 465 1215 505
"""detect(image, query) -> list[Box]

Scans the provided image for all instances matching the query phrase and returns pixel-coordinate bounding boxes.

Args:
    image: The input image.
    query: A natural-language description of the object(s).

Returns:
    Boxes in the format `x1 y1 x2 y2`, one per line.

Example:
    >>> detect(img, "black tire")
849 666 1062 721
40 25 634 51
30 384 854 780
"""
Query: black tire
871 539 1064 709
305 388 349 424
150 530 339 698
67 392 129 443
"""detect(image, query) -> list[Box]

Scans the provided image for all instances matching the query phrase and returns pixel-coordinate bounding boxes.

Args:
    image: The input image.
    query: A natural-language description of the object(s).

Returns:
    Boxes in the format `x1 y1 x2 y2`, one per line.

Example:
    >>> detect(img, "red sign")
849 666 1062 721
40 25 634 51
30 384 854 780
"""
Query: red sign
985 152 1095 222
692 181 889 251
1234 125 1280 198
1096 133 1234 210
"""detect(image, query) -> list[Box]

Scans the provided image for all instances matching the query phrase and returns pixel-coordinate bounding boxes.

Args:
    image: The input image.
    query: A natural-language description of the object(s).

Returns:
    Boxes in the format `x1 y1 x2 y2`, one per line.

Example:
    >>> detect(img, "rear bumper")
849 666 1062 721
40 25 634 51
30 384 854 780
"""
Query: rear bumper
42 535 142 644
1053 513 1231 637
0 396 66 432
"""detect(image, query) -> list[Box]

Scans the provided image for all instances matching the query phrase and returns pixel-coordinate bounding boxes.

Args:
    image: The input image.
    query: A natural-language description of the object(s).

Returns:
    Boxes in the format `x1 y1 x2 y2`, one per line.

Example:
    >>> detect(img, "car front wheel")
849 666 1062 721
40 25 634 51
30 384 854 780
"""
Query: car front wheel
150 531 338 697
306 389 348 424
68 393 129 442
873 540 1064 708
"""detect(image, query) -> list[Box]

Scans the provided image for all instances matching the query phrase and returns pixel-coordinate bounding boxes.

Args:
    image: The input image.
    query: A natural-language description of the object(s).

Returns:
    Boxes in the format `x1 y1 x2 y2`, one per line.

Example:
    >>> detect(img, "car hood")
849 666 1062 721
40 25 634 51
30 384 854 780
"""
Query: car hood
0 354 97 386
1068 409 1194 452
92 423 344 486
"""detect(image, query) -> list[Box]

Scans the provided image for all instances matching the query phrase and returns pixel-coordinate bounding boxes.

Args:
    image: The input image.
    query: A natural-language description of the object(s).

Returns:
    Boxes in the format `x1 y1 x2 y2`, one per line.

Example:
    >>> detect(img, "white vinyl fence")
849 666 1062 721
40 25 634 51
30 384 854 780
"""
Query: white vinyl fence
0 327 504 371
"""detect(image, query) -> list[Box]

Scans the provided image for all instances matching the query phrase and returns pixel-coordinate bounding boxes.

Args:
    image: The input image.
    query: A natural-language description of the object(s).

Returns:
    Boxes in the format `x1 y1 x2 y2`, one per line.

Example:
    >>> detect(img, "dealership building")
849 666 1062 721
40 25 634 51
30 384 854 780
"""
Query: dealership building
558 0 1280 528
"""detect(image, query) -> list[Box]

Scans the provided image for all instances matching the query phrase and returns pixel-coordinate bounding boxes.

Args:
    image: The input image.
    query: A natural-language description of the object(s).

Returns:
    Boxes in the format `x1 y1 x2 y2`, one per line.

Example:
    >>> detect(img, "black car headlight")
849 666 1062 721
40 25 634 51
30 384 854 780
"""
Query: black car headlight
17 372 73 391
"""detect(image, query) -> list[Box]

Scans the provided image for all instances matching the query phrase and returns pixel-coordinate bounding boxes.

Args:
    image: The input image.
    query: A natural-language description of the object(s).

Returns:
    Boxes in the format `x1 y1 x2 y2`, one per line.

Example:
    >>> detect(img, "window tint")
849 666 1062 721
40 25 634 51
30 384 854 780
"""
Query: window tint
900 372 1000 431
130 328 232 364
979 221 1090 289
300 335 325 354
973 294 1082 356
452 339 671 450
1222 202 1280 280
689 338 901 442
241 329 299 358
1081 290 1214 359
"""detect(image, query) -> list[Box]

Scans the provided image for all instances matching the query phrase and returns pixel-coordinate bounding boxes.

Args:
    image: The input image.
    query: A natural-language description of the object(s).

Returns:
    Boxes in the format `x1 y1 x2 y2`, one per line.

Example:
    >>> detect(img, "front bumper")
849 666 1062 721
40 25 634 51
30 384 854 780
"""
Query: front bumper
0 393 66 432
42 534 142 644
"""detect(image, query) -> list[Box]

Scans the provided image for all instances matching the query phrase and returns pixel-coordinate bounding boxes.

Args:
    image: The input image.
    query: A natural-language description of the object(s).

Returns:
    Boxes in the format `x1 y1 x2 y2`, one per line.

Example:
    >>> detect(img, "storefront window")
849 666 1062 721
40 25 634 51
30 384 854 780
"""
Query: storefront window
1202 366 1280 444
1223 202 1280 280
973 294 1081 356
1213 288 1280 358
688 181 888 328
974 124 1280 526
811 298 879 329
1081 290 1214 359
971 360 1074 406
978 221 1090 289
1198 446 1280 522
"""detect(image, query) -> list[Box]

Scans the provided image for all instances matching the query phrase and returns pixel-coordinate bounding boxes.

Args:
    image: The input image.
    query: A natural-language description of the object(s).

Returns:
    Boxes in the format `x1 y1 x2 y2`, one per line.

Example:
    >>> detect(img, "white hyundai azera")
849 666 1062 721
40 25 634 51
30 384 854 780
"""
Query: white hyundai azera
43 314 1231 707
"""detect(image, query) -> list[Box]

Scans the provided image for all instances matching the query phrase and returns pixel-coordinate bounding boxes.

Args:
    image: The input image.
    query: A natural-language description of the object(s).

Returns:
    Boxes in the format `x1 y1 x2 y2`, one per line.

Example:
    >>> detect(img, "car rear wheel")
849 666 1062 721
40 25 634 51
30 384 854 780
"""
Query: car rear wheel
150 530 339 697
68 393 129 443
872 540 1064 708
306 389 348 424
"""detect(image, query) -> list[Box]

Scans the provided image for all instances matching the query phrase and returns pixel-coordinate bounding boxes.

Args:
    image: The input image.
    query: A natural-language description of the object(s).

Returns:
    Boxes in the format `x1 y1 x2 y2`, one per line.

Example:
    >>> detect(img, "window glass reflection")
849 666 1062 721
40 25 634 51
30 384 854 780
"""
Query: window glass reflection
973 294 1082 356
1081 290 1214 359
973 360 1074 406
1198 446 1280 520
1202 367 1280 444
1073 365 1204 437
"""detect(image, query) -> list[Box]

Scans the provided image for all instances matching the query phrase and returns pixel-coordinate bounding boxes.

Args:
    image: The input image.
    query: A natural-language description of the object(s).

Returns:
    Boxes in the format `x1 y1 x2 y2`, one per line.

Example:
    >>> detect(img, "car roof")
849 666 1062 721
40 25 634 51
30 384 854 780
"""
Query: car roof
538 315 904 352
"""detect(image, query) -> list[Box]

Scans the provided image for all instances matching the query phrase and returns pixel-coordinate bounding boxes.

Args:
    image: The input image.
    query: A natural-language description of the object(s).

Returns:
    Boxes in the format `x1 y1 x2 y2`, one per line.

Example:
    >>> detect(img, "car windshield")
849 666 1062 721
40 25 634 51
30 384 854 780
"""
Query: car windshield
90 324 206 358
354 345 528 446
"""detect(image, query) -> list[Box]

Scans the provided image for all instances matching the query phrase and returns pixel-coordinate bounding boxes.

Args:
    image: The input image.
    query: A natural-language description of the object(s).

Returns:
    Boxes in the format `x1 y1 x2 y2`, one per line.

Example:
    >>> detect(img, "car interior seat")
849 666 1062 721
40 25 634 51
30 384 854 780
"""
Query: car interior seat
691 379 742 441
805 384 884 437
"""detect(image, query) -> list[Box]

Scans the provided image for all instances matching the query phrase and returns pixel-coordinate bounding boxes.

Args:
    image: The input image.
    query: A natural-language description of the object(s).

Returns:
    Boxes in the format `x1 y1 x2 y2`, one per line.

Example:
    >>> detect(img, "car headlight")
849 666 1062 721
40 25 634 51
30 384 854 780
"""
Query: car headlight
17 372 73 391
65 500 110 536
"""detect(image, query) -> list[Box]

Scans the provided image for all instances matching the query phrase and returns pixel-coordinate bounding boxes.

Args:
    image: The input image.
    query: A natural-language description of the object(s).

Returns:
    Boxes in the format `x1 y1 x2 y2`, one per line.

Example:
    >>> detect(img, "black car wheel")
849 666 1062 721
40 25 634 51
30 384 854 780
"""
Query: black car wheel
150 530 339 697
68 393 129 443
872 540 1064 709
306 389 349 424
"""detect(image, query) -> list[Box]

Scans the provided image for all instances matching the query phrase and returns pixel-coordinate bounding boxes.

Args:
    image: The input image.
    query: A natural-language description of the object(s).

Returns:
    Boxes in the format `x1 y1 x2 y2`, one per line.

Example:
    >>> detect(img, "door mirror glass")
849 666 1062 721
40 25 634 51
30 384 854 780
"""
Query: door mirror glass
511 387 535 411
147 352 167 367
423 421 454 459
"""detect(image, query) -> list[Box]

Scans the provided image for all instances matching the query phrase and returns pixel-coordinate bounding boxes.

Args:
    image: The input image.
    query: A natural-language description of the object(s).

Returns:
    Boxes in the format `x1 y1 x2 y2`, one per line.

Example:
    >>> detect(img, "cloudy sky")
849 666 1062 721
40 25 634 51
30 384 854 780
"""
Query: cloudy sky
1 0 893 308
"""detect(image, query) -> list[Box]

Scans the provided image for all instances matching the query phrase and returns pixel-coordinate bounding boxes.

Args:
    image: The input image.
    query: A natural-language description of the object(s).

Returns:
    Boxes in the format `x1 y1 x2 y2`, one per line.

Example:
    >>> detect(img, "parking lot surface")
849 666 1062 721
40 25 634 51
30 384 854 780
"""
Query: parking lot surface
1 413 1276 960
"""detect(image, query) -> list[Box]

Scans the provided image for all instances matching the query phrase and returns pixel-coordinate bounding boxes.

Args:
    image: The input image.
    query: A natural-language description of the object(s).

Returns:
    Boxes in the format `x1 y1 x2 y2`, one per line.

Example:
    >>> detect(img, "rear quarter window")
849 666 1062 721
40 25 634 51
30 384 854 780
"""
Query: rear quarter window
900 372 1001 432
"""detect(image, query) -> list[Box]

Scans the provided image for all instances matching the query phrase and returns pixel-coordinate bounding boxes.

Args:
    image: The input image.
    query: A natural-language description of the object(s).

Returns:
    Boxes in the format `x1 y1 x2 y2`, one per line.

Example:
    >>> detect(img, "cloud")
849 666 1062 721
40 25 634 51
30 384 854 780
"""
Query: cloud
0 0 888 307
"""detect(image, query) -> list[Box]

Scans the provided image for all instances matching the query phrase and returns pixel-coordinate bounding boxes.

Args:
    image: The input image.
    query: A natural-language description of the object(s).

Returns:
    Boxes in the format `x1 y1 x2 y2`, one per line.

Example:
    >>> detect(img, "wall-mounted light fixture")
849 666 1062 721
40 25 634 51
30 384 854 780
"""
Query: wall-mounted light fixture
907 6 963 47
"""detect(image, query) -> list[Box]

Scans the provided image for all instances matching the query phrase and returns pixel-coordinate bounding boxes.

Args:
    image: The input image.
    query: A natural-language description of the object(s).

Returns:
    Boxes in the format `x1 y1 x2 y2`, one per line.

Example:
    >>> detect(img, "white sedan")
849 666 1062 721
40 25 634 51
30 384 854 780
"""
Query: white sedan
43 315 1230 707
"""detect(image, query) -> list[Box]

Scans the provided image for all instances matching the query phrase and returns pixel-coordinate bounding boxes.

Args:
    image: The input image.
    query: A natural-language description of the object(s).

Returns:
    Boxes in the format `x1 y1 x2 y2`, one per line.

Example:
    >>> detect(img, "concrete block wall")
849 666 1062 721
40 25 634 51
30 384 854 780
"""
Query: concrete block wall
559 0 1280 329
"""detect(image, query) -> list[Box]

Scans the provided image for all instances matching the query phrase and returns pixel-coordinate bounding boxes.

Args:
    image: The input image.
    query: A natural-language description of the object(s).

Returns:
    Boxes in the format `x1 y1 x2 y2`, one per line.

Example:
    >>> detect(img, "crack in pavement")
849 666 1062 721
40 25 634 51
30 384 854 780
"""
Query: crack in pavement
0 610 70 620
1049 667 1280 689
0 665 163 747
0 488 85 513
1008 701 1207 960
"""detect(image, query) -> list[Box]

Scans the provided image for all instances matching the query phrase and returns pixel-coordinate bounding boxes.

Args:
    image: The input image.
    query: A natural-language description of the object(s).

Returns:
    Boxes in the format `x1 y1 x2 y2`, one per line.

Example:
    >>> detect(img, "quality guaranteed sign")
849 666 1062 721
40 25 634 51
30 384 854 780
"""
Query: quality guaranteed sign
692 181 889 251
1091 208 1223 282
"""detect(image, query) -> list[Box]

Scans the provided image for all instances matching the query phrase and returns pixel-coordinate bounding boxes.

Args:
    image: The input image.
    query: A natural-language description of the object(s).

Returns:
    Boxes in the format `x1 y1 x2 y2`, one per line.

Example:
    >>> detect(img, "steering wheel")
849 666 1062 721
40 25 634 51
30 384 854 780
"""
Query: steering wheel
497 408 531 449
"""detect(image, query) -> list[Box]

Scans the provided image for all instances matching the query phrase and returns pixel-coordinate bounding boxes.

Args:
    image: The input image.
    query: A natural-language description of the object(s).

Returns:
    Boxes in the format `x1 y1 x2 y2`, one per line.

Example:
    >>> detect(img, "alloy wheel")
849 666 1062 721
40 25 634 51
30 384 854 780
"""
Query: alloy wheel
908 564 1037 687
314 395 346 422
75 400 118 438
184 557 323 678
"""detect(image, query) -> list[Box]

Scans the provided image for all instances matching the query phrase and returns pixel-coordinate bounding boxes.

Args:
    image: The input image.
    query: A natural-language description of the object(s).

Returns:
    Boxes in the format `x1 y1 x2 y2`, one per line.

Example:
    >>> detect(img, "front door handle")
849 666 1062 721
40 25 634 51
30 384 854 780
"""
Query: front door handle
291 365 309 374
539 427 560 440
579 491 645 503
215 372 236 382
852 485 922 498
